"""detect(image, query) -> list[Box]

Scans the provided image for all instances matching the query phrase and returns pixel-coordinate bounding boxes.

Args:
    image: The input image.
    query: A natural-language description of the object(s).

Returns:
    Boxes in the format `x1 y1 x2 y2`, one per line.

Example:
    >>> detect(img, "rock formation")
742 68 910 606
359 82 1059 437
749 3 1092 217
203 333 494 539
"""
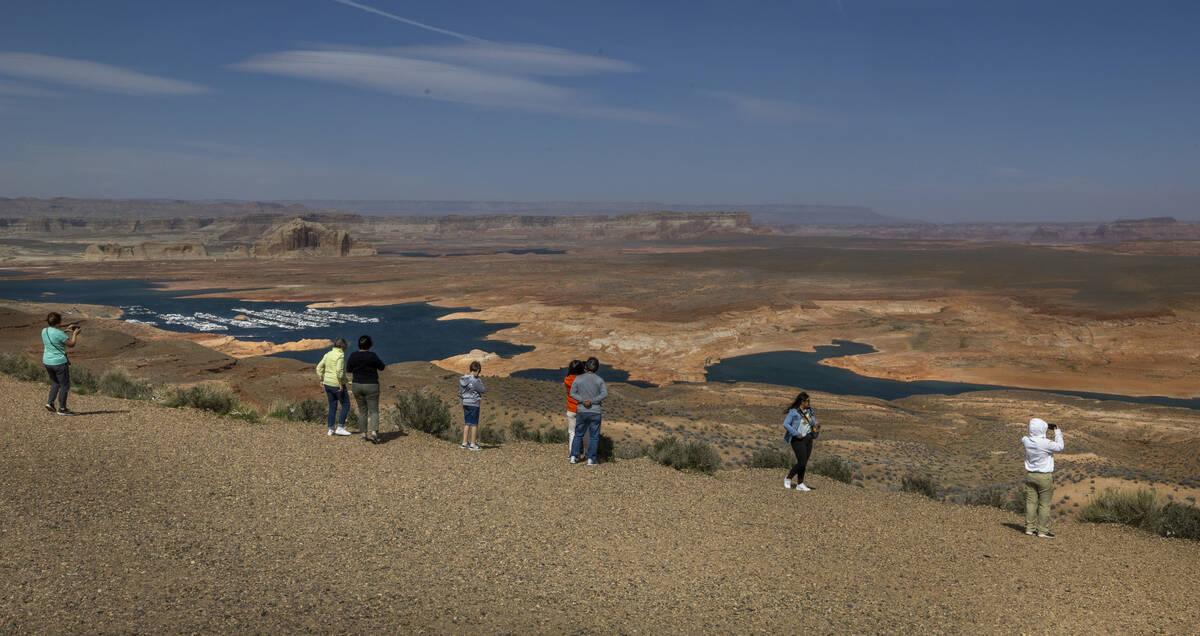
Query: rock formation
84 242 209 261
251 218 376 258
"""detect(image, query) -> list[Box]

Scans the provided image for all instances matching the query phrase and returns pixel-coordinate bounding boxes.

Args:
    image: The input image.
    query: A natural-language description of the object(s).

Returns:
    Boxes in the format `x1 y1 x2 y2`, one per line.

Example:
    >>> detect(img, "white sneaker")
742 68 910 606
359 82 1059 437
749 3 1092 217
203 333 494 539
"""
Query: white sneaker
784 479 792 490
460 442 469 449
569 456 578 464
468 443 482 451
334 427 351 436
795 483 812 491
586 459 597 466
327 428 334 436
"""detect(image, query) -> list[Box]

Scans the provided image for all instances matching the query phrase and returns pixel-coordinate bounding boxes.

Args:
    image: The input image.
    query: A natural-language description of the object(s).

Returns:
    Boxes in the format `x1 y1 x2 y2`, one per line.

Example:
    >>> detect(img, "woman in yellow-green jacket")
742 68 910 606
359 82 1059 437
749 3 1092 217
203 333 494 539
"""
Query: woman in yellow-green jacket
316 337 351 436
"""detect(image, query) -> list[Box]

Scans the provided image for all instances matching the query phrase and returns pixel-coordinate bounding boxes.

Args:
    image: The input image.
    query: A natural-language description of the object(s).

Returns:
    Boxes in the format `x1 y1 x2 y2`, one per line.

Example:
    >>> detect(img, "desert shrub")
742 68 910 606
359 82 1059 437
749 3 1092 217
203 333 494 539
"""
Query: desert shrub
0 353 48 382
613 439 645 460
964 486 1021 511
509 419 541 442
597 434 614 461
269 399 327 423
901 473 939 500
647 436 721 475
810 456 853 484
69 366 99 394
1078 488 1163 529
747 446 792 469
540 426 569 444
477 425 506 445
97 369 154 400
163 384 238 415
393 390 454 441
1158 502 1200 541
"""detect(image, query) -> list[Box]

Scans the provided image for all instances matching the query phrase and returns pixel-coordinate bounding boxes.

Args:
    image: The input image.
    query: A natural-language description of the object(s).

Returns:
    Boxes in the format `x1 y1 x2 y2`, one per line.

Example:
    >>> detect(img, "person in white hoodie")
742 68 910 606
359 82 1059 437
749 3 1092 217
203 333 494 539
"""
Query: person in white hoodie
459 361 486 451
1022 417 1064 538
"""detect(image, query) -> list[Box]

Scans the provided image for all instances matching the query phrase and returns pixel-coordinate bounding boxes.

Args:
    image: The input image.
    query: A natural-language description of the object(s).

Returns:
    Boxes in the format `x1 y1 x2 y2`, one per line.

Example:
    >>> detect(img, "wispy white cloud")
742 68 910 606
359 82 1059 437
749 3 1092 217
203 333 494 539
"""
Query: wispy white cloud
332 0 485 43
381 43 640 76
232 49 670 124
0 79 60 97
0 52 207 96
705 90 830 124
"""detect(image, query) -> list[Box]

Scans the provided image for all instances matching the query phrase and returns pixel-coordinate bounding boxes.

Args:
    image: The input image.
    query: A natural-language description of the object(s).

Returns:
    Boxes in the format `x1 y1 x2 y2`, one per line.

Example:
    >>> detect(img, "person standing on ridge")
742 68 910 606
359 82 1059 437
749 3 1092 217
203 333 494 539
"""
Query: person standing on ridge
568 357 608 465
781 392 820 491
563 359 584 460
346 335 386 444
41 312 80 416
316 337 351 436
1022 417 1064 538
459 360 486 451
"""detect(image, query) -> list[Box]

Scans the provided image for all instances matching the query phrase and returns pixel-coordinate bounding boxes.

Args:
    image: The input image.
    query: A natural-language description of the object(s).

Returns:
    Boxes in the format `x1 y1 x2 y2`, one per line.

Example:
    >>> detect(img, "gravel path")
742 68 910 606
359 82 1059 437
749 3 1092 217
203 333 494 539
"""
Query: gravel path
2 375 1198 633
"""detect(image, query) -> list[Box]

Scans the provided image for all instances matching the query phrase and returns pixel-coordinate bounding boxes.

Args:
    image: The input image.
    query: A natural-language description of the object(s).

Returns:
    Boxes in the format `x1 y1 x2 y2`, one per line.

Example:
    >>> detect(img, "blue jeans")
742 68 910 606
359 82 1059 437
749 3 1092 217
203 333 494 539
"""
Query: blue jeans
571 411 602 461
324 384 349 429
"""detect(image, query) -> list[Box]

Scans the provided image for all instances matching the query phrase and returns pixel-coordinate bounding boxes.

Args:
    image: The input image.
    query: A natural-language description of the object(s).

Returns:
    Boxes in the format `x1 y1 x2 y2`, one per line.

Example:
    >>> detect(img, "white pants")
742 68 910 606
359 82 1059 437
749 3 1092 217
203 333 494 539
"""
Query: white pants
567 411 577 455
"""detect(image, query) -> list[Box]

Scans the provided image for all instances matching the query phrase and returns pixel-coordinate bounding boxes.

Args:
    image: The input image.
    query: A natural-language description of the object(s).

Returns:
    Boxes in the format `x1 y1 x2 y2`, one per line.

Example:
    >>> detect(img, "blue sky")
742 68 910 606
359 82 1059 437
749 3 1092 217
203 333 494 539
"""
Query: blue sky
1 0 1198 222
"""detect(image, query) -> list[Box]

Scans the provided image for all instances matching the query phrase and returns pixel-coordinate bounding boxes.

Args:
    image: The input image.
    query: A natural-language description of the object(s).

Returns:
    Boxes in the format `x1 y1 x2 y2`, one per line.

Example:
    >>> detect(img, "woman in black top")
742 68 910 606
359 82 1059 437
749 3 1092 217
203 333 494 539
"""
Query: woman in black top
346 335 386 443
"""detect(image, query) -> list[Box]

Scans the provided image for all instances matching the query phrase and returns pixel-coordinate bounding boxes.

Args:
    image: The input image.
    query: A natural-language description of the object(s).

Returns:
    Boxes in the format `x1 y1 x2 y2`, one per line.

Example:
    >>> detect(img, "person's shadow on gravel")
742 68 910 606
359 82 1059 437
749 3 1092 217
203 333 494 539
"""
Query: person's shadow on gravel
1002 522 1028 534
61 409 129 416
375 430 407 444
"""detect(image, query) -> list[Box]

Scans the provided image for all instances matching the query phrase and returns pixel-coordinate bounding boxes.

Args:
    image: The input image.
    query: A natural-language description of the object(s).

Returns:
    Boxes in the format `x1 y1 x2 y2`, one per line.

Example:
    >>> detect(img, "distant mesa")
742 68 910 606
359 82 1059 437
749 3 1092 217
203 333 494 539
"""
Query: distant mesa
85 242 209 261
250 218 376 258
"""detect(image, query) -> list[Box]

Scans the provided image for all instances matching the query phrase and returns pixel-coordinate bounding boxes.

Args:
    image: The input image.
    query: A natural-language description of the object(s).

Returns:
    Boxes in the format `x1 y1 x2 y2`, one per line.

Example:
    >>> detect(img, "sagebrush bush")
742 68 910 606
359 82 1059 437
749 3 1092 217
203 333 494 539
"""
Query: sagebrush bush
613 439 645 460
810 456 853 484
1158 502 1200 541
901 473 939 499
647 436 721 475
964 486 1022 512
509 419 540 442
269 399 327 423
69 366 99 394
393 390 454 440
162 384 260 422
477 425 506 445
97 369 154 400
0 353 48 382
1078 488 1164 531
747 446 792 469
541 426 569 444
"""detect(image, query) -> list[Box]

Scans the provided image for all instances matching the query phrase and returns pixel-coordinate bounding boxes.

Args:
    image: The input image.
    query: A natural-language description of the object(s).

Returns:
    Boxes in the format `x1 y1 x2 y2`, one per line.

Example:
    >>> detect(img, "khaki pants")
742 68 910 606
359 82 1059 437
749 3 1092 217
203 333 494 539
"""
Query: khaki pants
1024 471 1054 534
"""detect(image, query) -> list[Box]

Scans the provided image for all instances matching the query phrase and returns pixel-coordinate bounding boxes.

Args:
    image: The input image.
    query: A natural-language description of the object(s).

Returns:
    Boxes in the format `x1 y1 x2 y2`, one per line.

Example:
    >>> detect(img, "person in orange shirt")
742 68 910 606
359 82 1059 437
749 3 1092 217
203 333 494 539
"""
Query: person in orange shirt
564 359 584 460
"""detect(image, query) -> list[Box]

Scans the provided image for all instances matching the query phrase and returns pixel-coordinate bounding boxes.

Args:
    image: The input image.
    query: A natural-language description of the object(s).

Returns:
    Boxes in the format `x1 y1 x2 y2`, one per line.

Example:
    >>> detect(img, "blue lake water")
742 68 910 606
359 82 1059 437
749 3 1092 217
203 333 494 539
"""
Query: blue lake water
0 277 532 365
390 249 567 257
705 340 1200 410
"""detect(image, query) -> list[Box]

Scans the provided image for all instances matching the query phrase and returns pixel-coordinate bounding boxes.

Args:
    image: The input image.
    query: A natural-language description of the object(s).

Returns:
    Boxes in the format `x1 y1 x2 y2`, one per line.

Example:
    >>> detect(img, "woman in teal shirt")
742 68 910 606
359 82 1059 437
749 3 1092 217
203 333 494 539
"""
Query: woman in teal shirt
42 312 80 415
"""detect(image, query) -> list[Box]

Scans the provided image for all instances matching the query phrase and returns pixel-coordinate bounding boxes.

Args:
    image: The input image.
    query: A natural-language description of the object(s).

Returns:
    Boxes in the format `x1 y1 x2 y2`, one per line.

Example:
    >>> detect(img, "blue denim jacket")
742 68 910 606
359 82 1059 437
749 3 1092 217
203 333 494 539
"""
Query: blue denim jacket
782 408 818 443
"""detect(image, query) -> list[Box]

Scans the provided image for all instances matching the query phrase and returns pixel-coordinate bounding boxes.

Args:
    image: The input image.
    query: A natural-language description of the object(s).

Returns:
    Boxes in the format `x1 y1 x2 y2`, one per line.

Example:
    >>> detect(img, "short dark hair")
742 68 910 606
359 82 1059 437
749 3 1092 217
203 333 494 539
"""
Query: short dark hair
333 337 348 349
46 312 61 327
568 359 585 375
358 335 372 350
584 357 599 373
469 361 481 373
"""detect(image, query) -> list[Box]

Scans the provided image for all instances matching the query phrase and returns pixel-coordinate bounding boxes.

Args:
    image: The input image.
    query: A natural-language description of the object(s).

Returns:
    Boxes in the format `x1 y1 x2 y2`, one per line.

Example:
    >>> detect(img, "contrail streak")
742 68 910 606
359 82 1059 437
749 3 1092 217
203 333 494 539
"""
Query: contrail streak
332 0 487 43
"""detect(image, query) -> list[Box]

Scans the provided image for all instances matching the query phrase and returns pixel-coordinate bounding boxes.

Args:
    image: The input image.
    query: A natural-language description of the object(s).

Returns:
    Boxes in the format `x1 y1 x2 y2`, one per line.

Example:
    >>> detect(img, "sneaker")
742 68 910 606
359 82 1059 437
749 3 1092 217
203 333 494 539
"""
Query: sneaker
334 427 351 436
1037 532 1056 539
783 479 792 490
55 408 76 416
327 428 334 436
44 403 55 413
569 456 578 464
795 483 812 492
1025 530 1036 536
586 459 597 466
468 443 482 451
461 442 469 449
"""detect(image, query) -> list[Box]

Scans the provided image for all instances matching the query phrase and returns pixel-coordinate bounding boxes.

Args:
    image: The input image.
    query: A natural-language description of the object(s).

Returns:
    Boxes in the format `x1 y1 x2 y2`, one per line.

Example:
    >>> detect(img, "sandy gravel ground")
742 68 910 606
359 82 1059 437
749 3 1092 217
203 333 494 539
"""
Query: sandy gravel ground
2 375 1198 633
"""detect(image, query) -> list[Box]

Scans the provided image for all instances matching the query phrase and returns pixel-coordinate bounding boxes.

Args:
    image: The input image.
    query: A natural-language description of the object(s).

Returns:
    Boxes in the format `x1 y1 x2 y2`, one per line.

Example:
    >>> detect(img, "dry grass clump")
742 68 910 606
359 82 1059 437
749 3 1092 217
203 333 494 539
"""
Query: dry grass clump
810 456 854 484
901 473 939 500
647 436 721 475
162 383 260 423
1078 488 1200 541
746 446 792 469
0 353 45 383
269 399 328 424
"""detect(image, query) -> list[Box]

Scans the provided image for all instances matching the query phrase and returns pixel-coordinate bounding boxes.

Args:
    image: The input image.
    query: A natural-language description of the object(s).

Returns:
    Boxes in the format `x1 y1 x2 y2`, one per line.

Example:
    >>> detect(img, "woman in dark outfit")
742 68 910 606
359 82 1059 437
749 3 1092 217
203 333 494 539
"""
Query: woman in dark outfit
781 392 820 491
346 335 386 443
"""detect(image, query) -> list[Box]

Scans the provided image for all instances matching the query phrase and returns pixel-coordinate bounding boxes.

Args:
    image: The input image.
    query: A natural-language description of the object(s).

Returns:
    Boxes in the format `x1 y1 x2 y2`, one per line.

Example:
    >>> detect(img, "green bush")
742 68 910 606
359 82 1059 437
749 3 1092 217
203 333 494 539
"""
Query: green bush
269 399 327 423
747 446 792 469
0 353 47 382
810 456 853 484
509 419 540 442
478 425 506 445
540 426 569 444
393 390 454 440
1078 487 1164 530
69 366 99 394
1158 502 1200 541
162 383 260 423
613 439 645 459
901 473 939 499
647 436 721 475
97 369 154 400
964 486 1023 513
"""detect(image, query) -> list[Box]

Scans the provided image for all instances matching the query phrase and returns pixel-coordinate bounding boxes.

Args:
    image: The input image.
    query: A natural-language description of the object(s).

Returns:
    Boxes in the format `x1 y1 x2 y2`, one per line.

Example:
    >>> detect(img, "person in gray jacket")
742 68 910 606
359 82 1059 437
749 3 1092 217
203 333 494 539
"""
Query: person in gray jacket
568 357 608 465
459 361 486 451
